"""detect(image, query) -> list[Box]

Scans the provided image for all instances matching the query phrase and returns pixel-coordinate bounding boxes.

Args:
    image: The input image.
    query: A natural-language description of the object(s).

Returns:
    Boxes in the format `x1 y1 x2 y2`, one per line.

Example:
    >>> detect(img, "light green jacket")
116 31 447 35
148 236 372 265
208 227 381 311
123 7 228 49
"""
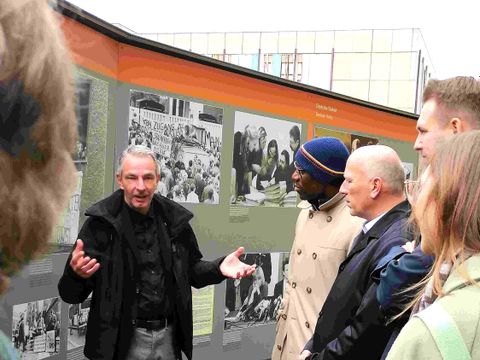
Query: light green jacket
0 330 19 360
387 254 480 359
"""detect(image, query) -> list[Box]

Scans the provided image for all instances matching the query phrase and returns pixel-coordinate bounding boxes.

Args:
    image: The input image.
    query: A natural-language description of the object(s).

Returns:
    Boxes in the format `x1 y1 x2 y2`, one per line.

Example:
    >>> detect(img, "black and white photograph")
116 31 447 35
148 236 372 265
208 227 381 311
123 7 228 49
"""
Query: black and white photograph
128 90 223 204
73 77 91 163
11 297 61 359
224 252 288 330
350 133 379 152
51 171 83 252
67 295 91 350
231 111 301 207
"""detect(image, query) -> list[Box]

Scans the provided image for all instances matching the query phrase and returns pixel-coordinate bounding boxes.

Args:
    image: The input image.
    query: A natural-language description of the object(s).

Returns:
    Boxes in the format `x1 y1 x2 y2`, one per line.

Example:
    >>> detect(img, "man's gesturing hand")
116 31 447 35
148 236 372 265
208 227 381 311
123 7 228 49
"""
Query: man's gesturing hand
220 247 256 279
70 239 100 278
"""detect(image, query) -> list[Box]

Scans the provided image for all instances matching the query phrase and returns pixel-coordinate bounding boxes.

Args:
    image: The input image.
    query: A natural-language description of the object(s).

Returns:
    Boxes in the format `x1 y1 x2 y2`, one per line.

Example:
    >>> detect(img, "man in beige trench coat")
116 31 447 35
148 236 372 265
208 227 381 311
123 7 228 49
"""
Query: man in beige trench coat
272 137 363 360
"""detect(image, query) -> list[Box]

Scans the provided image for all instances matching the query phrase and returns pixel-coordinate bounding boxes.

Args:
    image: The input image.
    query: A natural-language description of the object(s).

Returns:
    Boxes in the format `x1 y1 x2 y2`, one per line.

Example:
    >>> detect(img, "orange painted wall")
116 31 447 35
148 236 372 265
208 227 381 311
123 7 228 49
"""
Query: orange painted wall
62 17 417 142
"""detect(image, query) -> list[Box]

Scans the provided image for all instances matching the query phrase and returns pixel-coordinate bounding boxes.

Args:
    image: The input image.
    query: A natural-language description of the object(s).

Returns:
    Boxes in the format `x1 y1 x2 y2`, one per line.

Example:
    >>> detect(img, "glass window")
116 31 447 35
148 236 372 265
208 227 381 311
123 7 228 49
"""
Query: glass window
302 54 332 90
281 54 295 80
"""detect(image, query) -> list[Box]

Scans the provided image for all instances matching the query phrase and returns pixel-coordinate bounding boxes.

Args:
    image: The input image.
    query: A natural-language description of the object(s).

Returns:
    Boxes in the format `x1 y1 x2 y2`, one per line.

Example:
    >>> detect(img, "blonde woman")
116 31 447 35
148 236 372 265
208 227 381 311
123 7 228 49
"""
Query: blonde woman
387 131 480 359
0 0 77 357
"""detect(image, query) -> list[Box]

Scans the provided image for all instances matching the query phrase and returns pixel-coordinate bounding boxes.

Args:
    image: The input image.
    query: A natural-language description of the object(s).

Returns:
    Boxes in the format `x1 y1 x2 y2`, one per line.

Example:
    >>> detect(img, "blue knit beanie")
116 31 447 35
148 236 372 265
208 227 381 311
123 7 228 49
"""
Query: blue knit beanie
294 137 349 184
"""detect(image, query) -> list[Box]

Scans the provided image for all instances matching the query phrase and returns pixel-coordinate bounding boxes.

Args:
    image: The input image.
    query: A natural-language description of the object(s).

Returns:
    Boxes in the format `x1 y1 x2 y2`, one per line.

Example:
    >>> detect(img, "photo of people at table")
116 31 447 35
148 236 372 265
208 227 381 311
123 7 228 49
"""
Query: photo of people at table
231 111 302 207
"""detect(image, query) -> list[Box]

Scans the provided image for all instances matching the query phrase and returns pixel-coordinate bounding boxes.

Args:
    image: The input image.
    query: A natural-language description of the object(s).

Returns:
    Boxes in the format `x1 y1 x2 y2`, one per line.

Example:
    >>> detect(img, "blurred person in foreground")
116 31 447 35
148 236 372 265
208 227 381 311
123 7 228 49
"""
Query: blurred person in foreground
301 145 412 360
386 131 480 359
272 137 363 360
0 0 77 357
58 145 256 360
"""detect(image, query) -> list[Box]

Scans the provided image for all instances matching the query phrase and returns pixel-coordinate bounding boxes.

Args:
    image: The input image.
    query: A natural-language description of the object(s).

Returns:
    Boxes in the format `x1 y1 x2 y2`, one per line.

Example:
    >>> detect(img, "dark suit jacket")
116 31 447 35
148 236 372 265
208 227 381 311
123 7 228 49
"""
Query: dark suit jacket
306 201 413 360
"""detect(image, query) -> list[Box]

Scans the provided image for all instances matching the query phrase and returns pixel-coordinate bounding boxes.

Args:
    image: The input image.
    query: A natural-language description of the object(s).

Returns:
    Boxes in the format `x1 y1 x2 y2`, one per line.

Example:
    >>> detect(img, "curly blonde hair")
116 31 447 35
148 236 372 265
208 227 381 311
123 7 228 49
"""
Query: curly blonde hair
0 0 77 293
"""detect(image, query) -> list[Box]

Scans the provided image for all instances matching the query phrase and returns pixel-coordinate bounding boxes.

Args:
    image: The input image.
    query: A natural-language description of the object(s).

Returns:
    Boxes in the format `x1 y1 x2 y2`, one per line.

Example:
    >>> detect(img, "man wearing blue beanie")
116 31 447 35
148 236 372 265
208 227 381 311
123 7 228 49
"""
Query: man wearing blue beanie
272 137 362 360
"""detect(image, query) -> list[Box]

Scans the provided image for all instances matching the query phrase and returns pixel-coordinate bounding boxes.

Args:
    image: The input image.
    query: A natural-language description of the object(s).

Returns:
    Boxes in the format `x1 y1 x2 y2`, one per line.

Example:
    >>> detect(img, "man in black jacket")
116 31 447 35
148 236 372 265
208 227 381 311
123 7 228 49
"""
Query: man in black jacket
300 145 413 360
58 145 255 360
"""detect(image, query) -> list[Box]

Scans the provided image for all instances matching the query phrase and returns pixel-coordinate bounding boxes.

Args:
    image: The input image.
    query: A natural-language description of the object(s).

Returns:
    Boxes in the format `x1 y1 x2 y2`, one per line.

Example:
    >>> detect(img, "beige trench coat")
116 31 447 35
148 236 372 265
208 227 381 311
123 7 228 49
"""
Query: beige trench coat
272 193 363 360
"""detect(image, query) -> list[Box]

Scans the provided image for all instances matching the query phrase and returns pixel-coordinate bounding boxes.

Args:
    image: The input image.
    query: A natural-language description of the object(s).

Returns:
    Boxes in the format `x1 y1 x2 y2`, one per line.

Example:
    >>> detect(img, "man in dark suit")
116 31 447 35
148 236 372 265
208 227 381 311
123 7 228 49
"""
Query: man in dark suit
300 145 413 360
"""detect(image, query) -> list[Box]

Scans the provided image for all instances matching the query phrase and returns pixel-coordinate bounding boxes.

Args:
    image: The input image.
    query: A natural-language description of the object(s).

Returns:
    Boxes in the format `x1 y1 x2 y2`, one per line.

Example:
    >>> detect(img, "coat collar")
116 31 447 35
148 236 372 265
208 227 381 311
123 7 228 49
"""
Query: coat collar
443 254 480 295
297 192 345 211
346 200 410 258
85 189 194 238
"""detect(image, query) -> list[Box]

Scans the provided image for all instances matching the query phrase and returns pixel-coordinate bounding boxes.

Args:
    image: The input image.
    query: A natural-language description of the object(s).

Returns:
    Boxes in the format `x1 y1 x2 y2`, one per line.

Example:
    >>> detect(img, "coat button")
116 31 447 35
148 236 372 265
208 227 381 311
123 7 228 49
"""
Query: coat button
339 264 345 271
297 249 302 255
306 287 312 294
292 282 297 288
282 314 287 320
319 311 323 317
277 345 282 350
326 215 332 222
312 252 317 259
305 321 310 328
309 211 314 219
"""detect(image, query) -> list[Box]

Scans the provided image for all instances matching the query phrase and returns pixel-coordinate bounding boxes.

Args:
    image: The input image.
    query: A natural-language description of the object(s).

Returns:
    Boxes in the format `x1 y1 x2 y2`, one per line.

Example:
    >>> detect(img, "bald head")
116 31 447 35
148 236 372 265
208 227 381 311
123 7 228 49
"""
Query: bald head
348 145 405 195
341 145 406 220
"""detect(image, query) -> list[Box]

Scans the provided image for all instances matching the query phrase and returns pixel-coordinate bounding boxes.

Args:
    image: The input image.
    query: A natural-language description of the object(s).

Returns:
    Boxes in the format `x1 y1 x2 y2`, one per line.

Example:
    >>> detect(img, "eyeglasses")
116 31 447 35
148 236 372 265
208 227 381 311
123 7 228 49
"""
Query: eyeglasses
404 179 421 204
294 161 307 177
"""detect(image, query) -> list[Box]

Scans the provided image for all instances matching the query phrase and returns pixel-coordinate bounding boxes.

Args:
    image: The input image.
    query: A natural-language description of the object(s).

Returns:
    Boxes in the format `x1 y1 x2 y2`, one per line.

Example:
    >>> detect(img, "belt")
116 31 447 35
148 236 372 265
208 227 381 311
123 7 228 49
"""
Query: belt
134 316 172 331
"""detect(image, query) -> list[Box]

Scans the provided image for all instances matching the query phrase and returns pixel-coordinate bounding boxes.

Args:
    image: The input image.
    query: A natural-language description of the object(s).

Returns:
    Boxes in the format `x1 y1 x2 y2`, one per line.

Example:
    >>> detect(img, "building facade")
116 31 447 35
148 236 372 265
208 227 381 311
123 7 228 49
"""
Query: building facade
139 29 435 114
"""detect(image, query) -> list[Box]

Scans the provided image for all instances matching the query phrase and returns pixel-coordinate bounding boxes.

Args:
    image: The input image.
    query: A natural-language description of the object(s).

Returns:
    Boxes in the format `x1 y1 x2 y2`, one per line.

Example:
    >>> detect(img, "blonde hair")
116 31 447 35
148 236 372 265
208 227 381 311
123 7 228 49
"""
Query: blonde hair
398 131 480 318
0 0 77 292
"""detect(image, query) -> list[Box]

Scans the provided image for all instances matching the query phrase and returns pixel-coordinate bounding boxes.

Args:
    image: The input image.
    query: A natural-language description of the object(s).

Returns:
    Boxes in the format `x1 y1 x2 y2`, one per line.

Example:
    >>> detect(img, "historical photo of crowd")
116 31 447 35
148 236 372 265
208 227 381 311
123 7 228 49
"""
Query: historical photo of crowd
232 111 302 207
11 297 61 359
67 295 91 351
128 90 223 204
224 252 289 330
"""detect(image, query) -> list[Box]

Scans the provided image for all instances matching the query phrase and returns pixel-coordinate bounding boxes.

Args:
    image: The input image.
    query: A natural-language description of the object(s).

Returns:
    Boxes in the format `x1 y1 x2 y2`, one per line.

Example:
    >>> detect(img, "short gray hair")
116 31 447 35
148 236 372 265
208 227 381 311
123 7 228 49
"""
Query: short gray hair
116 145 160 175
350 145 405 195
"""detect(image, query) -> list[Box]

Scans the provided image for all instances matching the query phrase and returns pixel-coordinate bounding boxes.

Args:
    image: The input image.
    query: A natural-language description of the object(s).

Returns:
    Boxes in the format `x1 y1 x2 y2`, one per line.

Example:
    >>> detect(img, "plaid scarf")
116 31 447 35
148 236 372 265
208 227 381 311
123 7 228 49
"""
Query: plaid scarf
411 261 452 316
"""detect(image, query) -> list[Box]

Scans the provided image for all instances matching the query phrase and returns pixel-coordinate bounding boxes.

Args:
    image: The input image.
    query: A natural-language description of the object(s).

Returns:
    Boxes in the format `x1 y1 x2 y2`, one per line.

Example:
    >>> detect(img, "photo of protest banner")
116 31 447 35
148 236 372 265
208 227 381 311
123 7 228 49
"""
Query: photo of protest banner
129 90 223 204
11 297 61 359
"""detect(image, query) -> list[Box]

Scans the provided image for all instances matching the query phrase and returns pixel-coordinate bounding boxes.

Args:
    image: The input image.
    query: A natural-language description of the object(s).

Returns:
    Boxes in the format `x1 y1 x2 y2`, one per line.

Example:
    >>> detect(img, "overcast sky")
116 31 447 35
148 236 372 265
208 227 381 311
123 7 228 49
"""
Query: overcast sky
67 0 479 79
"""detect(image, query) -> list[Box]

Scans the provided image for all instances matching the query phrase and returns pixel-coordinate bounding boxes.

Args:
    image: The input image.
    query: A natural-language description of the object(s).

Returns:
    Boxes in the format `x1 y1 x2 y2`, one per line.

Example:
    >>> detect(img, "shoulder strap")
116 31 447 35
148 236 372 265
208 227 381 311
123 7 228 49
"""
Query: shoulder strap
414 303 471 360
